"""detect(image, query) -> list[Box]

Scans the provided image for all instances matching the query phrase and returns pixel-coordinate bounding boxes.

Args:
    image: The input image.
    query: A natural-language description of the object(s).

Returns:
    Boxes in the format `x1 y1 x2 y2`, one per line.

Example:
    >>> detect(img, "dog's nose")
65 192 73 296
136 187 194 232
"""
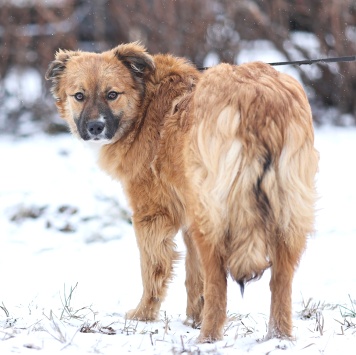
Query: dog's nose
87 121 105 136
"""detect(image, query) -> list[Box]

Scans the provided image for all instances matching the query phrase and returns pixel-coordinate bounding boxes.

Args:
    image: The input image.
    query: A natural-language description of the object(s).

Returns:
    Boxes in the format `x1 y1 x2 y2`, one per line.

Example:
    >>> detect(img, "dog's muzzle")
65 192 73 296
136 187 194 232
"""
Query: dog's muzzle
77 112 120 142
87 121 105 137
82 119 110 141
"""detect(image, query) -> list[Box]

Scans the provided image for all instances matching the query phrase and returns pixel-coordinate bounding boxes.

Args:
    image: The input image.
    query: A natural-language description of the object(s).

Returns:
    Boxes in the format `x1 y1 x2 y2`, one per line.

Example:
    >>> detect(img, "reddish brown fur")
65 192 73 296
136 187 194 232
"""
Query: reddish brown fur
46 42 319 342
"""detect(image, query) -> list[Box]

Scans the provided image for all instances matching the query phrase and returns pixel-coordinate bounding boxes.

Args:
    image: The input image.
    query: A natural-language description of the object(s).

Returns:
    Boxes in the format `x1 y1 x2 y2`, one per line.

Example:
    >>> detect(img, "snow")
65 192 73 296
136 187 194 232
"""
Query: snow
3 67 42 106
236 39 304 86
0 0 67 7
1 127 356 354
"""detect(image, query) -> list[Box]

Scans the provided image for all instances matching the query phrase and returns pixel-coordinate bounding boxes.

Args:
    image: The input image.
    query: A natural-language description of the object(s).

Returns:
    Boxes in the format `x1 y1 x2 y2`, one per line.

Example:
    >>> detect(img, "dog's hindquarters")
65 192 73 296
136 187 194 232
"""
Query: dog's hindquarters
184 62 318 341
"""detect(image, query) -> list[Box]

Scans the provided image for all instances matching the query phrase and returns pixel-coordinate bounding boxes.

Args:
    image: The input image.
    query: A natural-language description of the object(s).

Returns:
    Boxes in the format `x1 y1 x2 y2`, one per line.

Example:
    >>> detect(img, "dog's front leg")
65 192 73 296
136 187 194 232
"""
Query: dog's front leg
126 212 179 321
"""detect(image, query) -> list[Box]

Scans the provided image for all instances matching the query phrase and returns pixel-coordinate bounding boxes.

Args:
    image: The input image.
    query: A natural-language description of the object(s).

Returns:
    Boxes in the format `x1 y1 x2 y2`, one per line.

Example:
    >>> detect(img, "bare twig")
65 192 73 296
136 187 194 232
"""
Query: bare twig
0 329 16 341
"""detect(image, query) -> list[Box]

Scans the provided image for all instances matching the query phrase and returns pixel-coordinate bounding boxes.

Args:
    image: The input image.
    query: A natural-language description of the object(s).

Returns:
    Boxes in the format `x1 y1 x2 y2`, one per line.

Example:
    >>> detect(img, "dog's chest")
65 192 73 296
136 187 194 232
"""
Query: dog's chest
84 140 108 163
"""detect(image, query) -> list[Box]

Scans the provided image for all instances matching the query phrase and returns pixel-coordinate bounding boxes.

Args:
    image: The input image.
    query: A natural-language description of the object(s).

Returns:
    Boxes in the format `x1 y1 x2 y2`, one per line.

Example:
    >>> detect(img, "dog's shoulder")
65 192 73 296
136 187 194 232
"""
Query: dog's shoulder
150 54 200 85
143 53 200 134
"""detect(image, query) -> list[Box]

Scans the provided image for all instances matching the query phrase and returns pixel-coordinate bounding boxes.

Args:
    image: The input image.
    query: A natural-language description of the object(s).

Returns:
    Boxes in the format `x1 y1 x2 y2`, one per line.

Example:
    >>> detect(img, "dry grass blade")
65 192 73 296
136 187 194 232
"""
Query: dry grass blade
338 295 356 318
223 312 258 339
335 317 356 335
161 310 172 340
299 296 336 320
0 302 10 317
57 282 96 321
46 317 67 344
300 298 321 319
180 335 186 352
0 329 16 341
80 321 116 335
80 321 99 334
121 317 139 335
315 311 324 336
60 282 78 320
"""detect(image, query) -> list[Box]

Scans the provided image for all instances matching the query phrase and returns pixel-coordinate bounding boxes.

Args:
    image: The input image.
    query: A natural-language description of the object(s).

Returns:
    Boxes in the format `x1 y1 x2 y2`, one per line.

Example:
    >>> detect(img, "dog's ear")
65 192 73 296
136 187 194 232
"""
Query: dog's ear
114 42 155 77
45 50 79 81
45 50 79 100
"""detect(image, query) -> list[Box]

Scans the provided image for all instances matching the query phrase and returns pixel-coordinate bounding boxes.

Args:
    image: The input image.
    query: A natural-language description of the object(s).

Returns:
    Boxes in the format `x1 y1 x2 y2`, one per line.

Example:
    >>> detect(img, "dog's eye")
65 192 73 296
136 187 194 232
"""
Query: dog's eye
74 92 84 101
107 91 119 101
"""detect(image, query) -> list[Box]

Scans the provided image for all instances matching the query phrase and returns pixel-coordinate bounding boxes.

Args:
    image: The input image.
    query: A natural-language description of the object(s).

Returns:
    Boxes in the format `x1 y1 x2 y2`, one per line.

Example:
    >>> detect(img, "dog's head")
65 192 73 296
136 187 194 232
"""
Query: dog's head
45 42 155 144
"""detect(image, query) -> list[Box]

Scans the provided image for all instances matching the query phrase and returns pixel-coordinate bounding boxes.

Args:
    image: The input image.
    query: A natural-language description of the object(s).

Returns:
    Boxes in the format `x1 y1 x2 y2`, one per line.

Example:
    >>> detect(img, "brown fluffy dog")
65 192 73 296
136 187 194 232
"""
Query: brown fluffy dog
46 42 319 342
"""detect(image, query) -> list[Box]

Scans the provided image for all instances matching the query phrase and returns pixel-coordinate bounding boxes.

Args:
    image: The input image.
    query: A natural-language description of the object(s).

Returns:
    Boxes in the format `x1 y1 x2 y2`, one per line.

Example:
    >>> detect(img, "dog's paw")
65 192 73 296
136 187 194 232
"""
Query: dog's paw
126 307 157 322
196 328 223 344
263 329 295 343
184 308 203 329
196 333 223 344
184 316 201 329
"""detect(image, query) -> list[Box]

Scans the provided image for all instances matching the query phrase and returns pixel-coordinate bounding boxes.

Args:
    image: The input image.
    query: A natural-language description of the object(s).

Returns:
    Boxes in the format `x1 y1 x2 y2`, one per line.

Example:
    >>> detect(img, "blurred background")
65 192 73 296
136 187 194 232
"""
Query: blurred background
1 0 356 137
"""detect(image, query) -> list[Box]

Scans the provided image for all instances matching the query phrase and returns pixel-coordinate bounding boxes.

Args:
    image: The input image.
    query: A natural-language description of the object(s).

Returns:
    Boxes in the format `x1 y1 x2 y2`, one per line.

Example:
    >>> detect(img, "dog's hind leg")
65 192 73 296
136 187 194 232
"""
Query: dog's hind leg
126 212 179 321
267 235 306 340
183 229 204 328
266 121 318 339
190 226 227 343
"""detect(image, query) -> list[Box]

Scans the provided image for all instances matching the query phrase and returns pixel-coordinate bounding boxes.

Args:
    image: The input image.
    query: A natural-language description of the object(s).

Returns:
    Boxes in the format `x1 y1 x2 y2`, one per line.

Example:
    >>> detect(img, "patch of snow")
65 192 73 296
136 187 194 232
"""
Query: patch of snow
3 66 42 106
1 127 356 353
0 0 67 7
236 39 302 81
346 26 356 43
203 51 220 67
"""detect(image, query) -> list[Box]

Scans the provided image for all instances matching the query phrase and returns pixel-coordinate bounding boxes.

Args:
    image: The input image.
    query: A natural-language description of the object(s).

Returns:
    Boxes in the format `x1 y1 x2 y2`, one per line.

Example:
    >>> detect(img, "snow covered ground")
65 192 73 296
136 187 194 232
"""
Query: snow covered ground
1 126 356 354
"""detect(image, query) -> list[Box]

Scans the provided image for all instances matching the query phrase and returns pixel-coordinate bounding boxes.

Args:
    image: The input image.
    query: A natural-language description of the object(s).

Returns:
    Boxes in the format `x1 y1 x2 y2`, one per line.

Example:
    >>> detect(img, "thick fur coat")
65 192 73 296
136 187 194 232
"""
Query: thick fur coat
46 42 319 342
